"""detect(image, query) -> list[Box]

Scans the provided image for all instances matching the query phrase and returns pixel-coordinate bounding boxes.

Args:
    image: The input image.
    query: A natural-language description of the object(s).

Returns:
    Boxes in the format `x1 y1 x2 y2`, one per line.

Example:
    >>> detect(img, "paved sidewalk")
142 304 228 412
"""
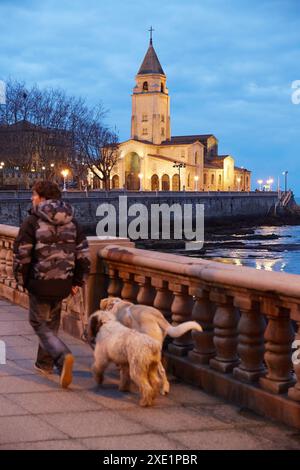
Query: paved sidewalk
0 298 300 450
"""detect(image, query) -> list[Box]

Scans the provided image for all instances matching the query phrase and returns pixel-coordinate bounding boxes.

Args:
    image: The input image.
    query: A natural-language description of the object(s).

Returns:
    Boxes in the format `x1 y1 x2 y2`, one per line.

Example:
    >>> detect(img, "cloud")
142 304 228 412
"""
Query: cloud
0 0 299 189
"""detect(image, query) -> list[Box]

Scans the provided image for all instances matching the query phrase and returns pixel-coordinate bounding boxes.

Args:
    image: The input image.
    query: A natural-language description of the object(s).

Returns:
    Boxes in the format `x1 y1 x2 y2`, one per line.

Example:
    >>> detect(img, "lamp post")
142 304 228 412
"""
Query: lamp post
266 178 274 191
173 162 186 191
61 169 69 192
0 161 4 187
257 179 263 191
282 171 288 193
194 175 199 191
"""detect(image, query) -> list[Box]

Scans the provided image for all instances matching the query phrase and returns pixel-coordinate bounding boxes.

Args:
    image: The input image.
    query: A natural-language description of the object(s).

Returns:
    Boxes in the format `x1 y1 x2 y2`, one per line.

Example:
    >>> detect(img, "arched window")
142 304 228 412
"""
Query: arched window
195 151 198 165
112 175 119 189
187 173 191 187
218 174 222 185
204 173 207 185
161 83 164 93
162 174 170 191
246 176 249 187
172 174 180 191
143 81 148 91
151 174 159 191
211 174 215 185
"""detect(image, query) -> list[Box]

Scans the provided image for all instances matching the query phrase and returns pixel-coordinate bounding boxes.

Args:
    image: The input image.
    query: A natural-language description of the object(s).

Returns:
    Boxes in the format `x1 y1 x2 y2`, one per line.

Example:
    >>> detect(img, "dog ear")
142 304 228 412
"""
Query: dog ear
99 298 108 310
88 314 102 342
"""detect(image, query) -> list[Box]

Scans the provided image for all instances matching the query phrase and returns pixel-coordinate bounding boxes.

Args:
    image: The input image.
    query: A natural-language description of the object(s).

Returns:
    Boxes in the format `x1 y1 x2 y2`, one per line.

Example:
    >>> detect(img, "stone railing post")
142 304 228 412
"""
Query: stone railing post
107 267 123 298
152 279 173 322
209 289 239 373
120 271 138 303
168 282 194 356
0 239 7 282
288 313 300 401
259 300 295 393
232 295 266 383
135 275 156 306
188 286 216 364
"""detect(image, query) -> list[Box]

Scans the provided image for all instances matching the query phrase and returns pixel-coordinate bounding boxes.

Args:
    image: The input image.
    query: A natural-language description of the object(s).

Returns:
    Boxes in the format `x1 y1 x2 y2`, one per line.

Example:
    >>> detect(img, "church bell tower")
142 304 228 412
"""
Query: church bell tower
131 29 171 145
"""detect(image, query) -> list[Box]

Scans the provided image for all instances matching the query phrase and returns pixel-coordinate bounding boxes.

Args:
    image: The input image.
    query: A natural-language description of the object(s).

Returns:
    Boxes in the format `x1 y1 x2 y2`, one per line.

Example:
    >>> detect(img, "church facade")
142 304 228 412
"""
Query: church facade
110 38 251 192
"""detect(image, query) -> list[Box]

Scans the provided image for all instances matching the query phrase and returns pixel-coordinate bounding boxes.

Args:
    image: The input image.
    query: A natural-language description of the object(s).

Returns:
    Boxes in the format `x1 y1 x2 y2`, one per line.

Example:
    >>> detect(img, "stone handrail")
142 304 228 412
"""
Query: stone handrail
98 244 300 429
1 220 300 429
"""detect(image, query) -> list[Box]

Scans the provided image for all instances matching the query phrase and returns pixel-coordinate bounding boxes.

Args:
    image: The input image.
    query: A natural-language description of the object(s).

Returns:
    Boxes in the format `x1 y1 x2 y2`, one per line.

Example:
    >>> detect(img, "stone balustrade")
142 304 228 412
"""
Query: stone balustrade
98 244 300 430
1 222 300 429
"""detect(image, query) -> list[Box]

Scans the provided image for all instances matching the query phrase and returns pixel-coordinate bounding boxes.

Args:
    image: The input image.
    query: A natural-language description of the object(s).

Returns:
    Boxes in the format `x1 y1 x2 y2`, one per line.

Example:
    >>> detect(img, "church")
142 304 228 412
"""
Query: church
110 34 251 192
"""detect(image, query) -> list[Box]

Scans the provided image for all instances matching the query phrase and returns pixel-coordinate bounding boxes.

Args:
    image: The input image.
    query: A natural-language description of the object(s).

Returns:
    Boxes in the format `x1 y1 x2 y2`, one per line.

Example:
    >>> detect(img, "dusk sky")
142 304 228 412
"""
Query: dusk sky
0 0 300 191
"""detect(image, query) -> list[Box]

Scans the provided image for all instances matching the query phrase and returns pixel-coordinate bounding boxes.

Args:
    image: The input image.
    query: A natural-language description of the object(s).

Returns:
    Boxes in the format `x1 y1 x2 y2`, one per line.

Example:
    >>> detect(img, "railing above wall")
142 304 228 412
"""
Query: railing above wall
98 244 300 429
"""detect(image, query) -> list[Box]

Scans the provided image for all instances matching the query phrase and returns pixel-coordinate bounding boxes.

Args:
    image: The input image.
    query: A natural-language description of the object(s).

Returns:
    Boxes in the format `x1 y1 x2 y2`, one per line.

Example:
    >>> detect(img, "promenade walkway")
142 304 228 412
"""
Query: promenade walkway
0 298 299 450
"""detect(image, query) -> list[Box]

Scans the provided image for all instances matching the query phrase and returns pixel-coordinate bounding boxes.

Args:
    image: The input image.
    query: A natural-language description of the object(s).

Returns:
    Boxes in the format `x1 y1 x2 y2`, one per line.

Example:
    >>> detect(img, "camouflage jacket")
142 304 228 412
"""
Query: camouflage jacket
13 199 90 300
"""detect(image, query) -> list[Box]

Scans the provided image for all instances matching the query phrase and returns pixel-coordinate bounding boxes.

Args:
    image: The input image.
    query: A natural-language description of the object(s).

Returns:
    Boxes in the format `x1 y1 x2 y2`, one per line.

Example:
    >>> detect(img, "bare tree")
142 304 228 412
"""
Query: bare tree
0 79 114 189
77 116 119 190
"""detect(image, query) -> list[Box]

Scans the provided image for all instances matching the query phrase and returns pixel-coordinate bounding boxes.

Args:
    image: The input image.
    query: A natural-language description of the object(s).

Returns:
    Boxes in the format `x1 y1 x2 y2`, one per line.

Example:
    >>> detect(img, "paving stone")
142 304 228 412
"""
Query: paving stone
188 404 267 427
246 425 300 450
6 345 37 360
0 360 36 377
0 415 67 444
0 394 29 416
41 410 147 438
0 321 33 335
119 406 234 433
0 439 87 450
0 374 61 393
0 335 33 347
168 429 277 450
167 383 225 406
8 390 105 414
80 433 187 450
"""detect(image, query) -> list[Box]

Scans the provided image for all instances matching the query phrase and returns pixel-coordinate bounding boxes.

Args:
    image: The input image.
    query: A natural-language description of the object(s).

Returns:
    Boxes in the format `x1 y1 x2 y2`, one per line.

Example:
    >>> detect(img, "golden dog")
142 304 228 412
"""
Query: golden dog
99 297 203 395
88 310 161 407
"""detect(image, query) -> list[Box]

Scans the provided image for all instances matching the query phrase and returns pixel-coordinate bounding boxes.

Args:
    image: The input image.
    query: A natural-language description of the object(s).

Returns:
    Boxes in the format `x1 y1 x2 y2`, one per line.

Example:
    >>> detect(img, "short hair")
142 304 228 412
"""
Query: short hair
32 181 61 200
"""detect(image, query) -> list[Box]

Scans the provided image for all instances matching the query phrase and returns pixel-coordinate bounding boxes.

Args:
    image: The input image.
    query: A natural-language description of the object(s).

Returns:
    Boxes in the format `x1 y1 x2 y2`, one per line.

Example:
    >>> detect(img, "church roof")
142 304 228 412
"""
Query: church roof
161 135 216 146
137 40 165 76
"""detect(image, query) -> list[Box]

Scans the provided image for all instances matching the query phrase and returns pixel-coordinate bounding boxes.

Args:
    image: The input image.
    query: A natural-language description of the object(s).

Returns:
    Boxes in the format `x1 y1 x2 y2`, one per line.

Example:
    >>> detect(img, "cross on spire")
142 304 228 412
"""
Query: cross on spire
148 26 154 45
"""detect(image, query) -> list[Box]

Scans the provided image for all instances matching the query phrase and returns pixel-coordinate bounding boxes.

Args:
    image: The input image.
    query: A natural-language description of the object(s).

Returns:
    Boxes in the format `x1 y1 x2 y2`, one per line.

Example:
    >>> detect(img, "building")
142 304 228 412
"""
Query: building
0 120 73 188
110 36 251 192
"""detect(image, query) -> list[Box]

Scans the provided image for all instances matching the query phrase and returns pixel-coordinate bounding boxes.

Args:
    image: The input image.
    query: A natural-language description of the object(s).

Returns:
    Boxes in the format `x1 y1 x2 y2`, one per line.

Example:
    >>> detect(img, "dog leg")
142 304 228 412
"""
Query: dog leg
148 362 161 400
92 349 109 385
158 362 170 395
129 367 154 407
119 365 131 392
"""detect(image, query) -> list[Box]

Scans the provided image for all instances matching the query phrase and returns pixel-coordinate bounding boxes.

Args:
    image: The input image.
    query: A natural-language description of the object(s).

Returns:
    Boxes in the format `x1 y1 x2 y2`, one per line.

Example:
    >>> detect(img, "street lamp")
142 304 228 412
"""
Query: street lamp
237 177 241 192
194 175 199 191
61 169 69 191
282 171 288 193
173 162 186 191
257 179 263 191
266 178 274 191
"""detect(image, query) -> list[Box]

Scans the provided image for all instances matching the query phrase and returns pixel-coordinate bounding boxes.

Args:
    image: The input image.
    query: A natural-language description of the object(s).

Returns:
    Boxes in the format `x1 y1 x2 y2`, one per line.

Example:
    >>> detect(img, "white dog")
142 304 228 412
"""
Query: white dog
88 310 161 407
98 297 203 395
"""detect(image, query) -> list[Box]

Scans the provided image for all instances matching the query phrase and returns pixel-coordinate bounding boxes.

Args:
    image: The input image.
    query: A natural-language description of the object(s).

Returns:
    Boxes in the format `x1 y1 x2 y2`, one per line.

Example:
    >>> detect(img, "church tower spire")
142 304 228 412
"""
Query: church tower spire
131 30 171 145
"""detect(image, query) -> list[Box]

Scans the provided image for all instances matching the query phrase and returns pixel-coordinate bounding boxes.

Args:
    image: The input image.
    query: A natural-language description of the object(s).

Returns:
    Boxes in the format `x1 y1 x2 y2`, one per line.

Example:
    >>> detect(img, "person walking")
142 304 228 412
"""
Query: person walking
13 181 90 388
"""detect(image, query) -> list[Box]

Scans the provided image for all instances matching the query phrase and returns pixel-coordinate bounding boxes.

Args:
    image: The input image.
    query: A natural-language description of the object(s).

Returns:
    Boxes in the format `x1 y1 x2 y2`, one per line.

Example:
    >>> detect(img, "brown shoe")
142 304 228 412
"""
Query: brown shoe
60 354 74 389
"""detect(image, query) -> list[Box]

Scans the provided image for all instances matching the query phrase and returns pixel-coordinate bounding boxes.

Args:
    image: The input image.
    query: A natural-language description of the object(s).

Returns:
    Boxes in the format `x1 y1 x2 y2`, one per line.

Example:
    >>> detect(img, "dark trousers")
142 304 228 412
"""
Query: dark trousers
29 293 71 371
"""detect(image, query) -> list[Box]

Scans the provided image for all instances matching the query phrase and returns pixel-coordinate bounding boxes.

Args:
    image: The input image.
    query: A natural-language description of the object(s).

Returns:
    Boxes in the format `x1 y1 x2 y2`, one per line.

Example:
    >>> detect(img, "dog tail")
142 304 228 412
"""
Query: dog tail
166 321 202 338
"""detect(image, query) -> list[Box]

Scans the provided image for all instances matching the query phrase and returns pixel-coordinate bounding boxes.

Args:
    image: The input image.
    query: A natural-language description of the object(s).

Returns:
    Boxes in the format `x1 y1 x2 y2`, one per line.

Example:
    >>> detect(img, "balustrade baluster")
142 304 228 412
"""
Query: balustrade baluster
168 282 194 356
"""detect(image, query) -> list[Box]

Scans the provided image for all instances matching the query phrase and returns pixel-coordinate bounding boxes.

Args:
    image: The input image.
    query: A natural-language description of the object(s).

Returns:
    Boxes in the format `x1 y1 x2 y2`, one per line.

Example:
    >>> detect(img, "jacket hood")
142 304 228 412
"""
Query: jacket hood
34 199 74 226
